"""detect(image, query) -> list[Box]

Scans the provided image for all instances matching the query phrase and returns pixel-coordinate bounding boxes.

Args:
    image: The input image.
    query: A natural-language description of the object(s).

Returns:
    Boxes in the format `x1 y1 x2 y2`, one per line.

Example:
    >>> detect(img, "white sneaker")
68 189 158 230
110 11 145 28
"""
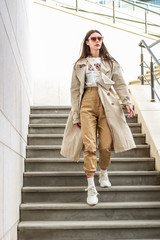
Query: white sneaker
99 170 111 188
85 186 99 205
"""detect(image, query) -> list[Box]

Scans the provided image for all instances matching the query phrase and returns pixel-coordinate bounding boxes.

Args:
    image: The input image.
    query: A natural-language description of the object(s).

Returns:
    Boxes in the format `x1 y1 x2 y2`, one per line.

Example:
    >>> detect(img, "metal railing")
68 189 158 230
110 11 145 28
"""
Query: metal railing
85 0 160 34
46 0 160 36
139 39 160 101
96 0 160 13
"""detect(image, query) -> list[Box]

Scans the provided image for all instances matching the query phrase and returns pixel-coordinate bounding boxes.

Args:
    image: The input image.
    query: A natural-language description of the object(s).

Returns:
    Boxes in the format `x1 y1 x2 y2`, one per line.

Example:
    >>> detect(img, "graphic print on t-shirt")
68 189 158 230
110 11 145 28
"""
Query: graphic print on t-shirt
88 63 101 72
88 64 94 71
94 63 101 71
85 57 101 88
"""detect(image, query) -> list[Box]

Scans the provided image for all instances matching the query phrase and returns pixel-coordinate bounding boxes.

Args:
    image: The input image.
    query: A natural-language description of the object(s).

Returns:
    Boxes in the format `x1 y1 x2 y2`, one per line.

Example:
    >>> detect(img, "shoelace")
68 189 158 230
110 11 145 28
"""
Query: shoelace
85 186 99 196
100 172 109 181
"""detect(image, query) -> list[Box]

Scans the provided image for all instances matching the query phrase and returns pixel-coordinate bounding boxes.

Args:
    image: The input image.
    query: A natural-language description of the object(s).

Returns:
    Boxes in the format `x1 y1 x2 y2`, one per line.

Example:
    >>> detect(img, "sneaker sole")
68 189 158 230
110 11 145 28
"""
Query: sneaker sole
87 199 98 206
99 181 112 188
100 184 111 188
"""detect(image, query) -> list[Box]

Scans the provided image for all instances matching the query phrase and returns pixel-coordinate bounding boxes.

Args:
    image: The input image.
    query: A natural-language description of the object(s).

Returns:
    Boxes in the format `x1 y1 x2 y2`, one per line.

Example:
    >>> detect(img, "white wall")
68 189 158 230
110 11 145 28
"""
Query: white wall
0 0 33 239
31 2 156 105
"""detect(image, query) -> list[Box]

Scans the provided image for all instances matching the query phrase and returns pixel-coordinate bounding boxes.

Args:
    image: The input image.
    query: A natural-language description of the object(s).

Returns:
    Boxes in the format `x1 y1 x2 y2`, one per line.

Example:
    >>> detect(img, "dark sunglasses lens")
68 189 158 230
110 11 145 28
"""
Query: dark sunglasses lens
91 37 97 41
98 37 102 41
90 37 103 41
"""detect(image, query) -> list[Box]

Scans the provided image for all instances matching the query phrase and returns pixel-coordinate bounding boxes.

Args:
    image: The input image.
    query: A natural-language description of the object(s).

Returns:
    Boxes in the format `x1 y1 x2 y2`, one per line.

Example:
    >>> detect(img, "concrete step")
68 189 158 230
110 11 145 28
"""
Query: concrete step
18 220 160 239
26 144 150 158
31 106 71 114
138 70 160 80
29 123 142 134
23 171 160 187
19 105 160 240
27 133 146 145
20 202 160 221
30 106 133 114
25 157 155 172
22 186 160 203
145 72 160 79
146 68 160 74
29 113 138 124
155 66 160 70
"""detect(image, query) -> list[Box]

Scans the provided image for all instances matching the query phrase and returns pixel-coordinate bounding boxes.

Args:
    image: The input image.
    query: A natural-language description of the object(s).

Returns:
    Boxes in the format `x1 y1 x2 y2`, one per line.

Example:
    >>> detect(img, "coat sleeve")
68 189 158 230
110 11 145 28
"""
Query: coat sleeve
70 64 81 124
112 61 132 108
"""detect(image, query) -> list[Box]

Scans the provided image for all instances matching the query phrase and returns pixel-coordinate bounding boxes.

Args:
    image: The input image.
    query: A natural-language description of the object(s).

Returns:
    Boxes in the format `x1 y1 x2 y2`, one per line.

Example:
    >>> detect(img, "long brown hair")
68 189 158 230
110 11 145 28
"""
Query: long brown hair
76 29 118 69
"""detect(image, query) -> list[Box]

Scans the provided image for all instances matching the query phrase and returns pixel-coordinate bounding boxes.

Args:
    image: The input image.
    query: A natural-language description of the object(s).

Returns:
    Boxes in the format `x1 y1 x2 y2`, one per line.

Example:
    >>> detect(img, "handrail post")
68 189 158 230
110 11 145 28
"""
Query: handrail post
118 0 121 8
141 46 144 85
150 57 155 102
113 0 115 23
145 10 147 34
76 0 78 11
133 0 135 11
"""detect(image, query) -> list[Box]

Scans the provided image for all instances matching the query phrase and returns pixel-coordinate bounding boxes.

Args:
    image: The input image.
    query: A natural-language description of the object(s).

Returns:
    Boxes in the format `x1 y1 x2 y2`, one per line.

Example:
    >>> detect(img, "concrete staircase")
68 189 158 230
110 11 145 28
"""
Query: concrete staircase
18 106 160 240
129 65 160 85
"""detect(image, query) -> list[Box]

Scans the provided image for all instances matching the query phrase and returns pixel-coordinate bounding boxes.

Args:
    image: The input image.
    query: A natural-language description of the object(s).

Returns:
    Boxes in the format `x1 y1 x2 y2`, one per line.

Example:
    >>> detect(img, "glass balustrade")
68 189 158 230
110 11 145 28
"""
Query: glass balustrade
40 0 160 36
89 0 160 13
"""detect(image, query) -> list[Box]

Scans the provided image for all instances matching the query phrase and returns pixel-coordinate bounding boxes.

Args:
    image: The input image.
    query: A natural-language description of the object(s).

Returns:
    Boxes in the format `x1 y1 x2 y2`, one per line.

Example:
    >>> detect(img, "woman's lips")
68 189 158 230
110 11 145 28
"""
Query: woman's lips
95 44 100 47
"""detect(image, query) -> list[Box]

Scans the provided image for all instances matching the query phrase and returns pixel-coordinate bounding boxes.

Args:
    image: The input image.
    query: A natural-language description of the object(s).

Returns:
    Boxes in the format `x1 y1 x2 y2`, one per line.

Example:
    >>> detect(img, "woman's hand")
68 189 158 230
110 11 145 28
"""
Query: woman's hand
76 122 81 129
125 105 135 119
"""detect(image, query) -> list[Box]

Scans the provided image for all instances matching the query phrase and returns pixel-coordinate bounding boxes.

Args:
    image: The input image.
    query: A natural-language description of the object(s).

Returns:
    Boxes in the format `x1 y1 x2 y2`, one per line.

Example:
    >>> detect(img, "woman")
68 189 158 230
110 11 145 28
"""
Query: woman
61 29 136 206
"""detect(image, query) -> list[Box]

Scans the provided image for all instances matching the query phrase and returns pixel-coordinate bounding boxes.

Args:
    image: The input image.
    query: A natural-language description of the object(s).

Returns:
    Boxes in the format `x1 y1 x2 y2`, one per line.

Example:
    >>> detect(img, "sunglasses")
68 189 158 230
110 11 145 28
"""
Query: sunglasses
88 36 104 42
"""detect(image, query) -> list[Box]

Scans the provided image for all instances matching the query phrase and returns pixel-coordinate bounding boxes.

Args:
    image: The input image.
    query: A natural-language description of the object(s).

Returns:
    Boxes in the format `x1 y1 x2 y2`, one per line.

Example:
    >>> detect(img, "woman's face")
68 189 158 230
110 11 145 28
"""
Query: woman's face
86 32 103 53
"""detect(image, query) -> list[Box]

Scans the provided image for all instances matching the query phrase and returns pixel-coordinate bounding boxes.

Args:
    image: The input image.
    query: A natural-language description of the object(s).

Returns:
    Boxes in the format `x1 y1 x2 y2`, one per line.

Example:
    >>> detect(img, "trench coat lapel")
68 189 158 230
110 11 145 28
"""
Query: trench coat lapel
101 60 111 74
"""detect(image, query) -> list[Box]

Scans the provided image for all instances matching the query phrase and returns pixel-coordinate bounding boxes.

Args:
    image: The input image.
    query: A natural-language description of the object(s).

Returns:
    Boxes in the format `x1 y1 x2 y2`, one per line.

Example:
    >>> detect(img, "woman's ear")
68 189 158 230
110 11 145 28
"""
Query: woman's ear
86 40 89 46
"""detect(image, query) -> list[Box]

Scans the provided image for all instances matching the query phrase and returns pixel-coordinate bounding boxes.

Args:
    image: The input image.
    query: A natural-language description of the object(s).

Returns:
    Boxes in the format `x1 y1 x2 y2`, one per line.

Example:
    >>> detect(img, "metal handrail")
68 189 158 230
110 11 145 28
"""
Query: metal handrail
139 39 160 101
121 0 160 15
132 0 160 10
149 39 160 48
85 0 152 21
85 0 160 15
139 40 160 67
48 0 160 36
84 0 160 34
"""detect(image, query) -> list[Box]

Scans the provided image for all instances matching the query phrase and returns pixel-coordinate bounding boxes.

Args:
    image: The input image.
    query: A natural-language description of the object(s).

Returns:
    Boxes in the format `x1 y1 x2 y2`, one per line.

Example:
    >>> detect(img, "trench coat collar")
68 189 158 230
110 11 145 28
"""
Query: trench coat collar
76 57 111 83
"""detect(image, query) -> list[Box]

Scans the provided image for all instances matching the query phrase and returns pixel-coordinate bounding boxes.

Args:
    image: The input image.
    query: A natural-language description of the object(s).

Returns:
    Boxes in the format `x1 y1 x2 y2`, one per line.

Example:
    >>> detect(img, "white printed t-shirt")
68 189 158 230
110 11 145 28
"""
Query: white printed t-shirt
85 57 101 88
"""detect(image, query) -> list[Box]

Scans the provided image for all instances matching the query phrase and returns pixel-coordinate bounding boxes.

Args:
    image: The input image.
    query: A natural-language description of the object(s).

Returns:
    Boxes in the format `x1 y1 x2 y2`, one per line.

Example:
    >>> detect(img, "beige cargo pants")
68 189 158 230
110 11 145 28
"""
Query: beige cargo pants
80 87 112 177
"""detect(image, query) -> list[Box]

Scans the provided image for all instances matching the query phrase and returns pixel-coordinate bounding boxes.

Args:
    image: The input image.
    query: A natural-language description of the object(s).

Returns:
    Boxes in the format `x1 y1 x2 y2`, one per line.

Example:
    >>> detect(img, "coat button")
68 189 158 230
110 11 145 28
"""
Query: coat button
107 92 110 96
112 103 114 105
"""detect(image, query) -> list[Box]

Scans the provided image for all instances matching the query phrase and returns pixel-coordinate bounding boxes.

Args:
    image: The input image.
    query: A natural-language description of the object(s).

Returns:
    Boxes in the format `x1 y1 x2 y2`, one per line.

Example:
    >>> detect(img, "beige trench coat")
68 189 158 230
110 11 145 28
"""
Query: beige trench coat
60 58 136 162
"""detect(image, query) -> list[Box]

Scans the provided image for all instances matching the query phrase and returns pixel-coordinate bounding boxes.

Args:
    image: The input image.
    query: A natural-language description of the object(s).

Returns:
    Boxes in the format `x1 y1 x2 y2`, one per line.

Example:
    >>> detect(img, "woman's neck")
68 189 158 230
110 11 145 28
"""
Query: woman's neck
90 50 100 58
